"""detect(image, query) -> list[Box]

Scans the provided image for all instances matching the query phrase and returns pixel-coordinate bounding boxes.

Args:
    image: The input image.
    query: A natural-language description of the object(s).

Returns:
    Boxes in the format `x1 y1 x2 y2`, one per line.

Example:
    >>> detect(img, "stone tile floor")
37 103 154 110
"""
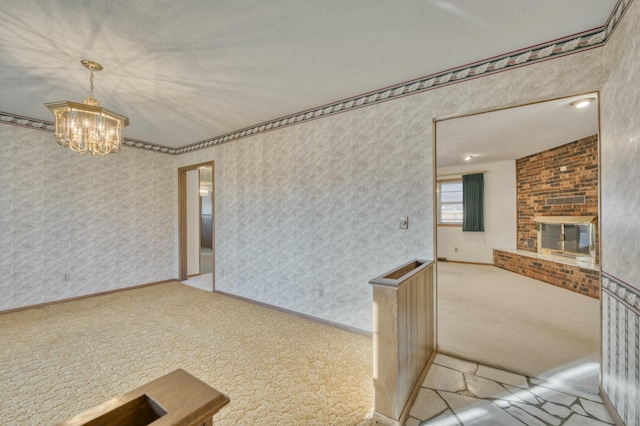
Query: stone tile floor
406 354 614 426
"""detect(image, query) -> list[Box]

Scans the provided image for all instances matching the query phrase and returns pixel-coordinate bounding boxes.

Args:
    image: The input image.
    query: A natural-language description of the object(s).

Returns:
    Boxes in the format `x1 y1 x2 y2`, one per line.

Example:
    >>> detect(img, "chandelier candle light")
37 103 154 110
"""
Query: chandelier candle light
45 60 130 156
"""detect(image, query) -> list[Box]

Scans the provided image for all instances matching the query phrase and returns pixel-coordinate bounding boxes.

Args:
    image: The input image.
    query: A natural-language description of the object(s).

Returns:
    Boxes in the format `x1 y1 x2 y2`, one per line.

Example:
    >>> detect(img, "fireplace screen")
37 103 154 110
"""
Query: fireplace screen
564 224 591 255
540 223 591 255
540 224 562 251
535 216 595 261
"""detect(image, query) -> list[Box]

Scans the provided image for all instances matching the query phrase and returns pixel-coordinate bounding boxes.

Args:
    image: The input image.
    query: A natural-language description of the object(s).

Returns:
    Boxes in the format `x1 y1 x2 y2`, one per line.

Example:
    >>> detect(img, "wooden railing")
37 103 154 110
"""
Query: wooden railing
58 369 229 426
369 259 436 425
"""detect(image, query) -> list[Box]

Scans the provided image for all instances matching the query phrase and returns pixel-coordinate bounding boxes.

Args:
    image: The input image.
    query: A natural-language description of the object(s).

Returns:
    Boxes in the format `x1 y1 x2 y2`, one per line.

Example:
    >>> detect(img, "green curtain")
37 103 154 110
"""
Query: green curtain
462 173 484 232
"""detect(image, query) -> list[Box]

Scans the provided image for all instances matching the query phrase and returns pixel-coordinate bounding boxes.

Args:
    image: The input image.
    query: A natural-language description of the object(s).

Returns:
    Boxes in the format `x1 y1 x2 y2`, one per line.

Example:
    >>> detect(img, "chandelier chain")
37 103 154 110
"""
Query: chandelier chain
89 69 94 98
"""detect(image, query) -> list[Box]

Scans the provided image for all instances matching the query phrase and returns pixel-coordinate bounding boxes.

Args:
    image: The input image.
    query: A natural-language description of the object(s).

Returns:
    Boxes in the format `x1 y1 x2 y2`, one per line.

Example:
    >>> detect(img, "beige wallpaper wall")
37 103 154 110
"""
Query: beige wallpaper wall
600 0 640 423
179 101 433 330
0 125 177 311
601 0 640 286
177 46 606 331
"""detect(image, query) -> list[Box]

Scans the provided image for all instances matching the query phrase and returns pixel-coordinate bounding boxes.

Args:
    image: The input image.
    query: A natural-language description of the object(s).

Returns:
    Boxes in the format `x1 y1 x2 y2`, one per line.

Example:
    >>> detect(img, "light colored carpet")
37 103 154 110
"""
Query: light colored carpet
0 283 375 425
437 262 600 393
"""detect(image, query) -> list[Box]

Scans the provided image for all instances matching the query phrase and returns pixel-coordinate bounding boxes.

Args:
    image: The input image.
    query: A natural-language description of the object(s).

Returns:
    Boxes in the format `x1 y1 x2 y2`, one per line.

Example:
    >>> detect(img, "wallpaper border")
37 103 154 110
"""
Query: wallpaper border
601 271 640 426
602 272 640 314
0 0 632 155
0 112 177 154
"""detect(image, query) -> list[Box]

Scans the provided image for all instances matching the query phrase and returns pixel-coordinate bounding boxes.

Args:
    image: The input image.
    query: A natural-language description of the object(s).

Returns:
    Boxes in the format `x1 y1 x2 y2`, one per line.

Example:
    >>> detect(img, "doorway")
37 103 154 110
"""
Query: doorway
199 167 213 275
433 93 601 392
178 161 215 289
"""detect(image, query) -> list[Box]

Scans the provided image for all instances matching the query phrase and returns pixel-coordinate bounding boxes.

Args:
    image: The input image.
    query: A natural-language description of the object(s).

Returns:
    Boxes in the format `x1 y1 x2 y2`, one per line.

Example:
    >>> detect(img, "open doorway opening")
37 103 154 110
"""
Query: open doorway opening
434 93 601 392
178 162 214 291
199 167 213 275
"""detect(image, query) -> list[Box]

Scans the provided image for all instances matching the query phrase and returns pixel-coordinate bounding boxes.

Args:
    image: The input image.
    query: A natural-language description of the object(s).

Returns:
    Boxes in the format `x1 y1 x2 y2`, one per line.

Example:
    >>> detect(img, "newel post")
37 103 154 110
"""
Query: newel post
369 259 436 425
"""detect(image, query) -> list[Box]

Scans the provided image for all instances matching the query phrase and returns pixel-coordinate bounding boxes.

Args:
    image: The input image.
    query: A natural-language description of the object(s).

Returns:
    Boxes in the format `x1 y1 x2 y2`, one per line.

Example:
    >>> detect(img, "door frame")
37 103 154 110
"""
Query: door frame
178 161 215 286
431 91 602 376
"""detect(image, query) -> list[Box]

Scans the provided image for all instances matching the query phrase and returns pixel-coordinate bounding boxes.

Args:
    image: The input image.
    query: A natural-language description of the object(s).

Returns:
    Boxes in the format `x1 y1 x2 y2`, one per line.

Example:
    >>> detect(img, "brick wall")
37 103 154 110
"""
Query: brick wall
516 135 599 257
493 249 600 298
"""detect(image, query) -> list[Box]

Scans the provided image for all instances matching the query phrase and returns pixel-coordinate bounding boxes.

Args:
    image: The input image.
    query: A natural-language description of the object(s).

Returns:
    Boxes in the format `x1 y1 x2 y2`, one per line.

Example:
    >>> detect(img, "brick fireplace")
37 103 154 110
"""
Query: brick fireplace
494 135 600 298
516 134 599 257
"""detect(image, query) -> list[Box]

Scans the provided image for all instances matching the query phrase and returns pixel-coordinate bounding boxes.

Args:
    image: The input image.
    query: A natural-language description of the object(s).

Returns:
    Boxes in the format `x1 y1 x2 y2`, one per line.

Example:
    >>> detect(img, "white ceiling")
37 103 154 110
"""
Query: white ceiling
436 93 600 167
0 1 616 149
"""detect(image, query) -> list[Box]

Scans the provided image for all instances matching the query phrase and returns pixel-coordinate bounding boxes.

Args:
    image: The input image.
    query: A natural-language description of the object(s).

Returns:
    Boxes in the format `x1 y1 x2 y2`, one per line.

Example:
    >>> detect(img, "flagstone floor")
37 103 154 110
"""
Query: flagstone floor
406 354 614 426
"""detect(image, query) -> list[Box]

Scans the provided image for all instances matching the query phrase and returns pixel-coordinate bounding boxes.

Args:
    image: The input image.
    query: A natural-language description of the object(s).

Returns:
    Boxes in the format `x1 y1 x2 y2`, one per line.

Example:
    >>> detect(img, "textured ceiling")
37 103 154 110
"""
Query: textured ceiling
0 1 617 149
437 93 600 168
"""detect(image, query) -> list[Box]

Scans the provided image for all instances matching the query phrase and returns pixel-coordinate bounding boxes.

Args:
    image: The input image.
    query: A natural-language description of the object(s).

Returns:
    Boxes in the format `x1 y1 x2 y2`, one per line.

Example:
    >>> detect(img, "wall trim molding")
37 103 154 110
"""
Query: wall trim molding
0 0 632 155
212 288 372 337
440 260 494 266
0 279 177 316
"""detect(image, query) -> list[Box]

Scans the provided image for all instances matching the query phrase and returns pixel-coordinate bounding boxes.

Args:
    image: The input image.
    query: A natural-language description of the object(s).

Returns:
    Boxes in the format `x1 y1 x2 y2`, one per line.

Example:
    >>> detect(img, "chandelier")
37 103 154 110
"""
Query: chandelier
45 60 130 156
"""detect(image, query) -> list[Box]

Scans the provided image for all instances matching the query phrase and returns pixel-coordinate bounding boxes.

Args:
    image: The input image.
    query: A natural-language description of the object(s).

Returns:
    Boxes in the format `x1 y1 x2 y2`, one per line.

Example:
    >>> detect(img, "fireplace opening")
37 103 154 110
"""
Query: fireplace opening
534 216 595 262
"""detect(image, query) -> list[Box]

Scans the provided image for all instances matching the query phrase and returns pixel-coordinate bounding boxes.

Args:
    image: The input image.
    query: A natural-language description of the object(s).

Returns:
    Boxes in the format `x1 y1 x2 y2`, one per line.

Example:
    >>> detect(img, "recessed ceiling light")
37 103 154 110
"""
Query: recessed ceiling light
464 155 473 161
570 97 596 109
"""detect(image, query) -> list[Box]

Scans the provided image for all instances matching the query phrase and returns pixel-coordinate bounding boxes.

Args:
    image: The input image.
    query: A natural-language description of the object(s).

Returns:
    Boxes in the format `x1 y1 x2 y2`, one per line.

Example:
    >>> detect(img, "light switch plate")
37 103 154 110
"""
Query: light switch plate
400 216 408 229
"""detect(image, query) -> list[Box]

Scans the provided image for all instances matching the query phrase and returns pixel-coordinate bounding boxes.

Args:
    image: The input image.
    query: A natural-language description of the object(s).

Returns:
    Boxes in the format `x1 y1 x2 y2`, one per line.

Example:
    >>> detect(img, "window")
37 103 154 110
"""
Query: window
438 180 463 225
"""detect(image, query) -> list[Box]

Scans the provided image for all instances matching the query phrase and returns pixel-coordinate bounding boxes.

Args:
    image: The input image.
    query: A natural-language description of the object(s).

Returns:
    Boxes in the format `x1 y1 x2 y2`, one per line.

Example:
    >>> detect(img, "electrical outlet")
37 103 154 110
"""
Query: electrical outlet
319 288 324 297
63 273 71 282
454 247 458 253
400 216 408 229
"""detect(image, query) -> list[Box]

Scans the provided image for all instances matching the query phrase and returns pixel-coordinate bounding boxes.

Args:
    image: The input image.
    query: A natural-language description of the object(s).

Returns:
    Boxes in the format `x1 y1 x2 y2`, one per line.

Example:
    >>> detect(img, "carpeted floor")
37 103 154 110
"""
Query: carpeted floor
437 262 600 393
1 264 602 424
0 283 374 425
